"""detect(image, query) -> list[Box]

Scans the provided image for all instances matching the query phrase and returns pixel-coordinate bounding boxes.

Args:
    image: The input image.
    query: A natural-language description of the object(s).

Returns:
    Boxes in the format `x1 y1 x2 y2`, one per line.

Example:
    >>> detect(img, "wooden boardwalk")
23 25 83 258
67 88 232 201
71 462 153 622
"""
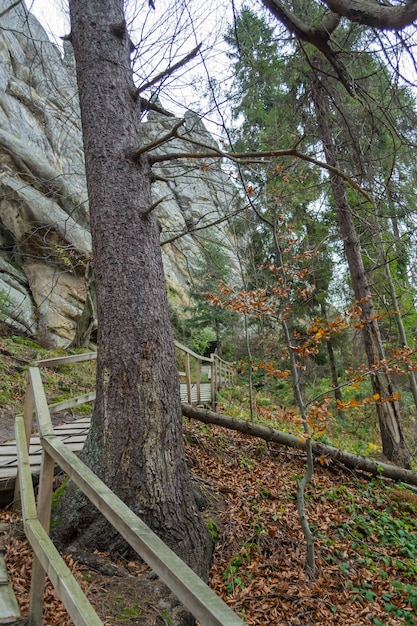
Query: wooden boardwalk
0 382 215 499
0 417 91 498
180 381 212 404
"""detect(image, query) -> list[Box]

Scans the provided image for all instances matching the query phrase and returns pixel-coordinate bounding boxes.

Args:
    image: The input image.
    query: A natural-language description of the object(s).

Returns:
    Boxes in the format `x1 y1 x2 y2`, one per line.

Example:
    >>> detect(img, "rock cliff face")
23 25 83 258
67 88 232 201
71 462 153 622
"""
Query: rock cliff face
0 1 239 346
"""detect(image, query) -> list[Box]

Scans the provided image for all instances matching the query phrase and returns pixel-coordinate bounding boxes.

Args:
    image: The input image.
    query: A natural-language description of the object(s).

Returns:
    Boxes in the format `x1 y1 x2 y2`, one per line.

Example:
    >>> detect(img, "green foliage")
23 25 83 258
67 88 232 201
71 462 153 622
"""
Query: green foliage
318 480 417 623
186 235 237 354
223 551 253 594
116 603 141 620
191 326 216 355
206 519 220 542
158 610 173 625
50 477 69 529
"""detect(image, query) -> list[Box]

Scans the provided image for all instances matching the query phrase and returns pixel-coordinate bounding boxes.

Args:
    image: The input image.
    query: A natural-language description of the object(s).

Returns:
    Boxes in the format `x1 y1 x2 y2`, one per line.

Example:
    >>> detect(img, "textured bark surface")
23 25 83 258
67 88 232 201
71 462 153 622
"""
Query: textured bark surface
310 73 411 469
56 0 212 582
324 0 417 30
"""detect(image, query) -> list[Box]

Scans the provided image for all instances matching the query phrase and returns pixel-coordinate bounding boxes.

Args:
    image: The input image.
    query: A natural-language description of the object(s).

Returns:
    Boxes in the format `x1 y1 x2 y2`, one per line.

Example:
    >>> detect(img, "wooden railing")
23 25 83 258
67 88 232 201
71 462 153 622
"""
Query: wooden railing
35 343 235 411
175 341 235 407
16 358 245 626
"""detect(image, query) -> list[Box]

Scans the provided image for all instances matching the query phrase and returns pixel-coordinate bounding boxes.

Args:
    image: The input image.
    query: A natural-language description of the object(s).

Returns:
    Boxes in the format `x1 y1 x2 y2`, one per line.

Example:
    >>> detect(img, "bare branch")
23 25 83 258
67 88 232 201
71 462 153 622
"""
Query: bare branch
161 205 245 246
324 0 417 30
131 119 184 159
142 195 169 218
136 43 202 95
148 141 372 204
139 96 175 117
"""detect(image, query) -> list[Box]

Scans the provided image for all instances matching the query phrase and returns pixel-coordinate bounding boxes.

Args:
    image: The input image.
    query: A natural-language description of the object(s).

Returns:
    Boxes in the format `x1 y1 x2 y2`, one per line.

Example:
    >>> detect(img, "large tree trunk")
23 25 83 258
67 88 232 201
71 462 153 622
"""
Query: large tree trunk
310 73 410 469
57 0 212 581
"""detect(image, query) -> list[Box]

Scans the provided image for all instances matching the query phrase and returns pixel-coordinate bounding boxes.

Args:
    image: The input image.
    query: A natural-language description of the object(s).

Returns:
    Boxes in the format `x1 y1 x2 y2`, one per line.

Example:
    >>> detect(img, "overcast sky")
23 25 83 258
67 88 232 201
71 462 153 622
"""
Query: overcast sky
25 0 241 136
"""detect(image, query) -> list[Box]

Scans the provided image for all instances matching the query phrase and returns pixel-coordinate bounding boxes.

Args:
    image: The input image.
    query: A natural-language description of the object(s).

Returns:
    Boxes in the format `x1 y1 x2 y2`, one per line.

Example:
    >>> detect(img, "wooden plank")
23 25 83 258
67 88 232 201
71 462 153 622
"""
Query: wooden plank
58 435 88 444
35 352 97 368
54 418 91 429
62 442 85 453
48 392 96 414
42 435 245 626
29 368 53 437
47 430 89 439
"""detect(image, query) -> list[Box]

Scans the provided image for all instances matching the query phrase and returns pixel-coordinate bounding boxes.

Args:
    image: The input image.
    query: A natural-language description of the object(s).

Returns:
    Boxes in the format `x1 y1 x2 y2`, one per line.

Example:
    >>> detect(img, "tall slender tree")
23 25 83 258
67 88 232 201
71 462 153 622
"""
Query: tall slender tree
309 68 410 467
225 4 417 466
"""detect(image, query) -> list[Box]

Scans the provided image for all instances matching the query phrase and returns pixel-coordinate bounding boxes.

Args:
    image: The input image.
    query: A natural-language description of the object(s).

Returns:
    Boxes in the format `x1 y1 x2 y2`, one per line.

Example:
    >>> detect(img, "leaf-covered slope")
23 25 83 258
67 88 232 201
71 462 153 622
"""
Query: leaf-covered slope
4 418 417 624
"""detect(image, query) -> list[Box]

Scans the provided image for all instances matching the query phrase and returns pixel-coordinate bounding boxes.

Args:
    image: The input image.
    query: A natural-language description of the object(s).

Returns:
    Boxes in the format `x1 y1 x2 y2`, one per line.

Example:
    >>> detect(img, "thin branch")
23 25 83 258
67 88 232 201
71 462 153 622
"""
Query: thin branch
139 97 175 117
131 119 184 159
136 43 202 95
151 173 172 184
149 141 372 204
161 205 245 246
142 195 169 218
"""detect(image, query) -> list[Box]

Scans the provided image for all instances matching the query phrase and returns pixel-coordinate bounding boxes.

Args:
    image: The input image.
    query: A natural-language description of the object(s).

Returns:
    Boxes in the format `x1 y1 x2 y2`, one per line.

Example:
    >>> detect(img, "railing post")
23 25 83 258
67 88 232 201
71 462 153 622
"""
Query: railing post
195 356 201 405
14 376 35 510
27 444 55 625
185 352 192 404
37 448 54 533
210 356 215 409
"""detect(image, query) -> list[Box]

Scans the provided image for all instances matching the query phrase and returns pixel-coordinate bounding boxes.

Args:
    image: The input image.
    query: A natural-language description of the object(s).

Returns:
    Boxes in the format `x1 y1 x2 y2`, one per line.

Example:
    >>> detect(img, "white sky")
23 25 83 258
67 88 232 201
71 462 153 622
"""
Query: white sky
26 0 70 42
25 0 241 139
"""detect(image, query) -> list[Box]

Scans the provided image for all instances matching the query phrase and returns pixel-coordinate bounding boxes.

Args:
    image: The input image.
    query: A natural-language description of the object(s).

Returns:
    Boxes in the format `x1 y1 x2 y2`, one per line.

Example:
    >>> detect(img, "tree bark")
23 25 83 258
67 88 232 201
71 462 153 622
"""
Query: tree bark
323 0 417 30
309 72 411 469
57 0 212 581
182 404 417 487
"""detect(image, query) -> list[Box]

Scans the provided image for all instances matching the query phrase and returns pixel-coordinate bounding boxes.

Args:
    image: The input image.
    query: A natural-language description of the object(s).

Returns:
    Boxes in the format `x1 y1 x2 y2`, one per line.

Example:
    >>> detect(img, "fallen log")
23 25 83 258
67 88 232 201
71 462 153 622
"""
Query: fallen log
182 403 417 487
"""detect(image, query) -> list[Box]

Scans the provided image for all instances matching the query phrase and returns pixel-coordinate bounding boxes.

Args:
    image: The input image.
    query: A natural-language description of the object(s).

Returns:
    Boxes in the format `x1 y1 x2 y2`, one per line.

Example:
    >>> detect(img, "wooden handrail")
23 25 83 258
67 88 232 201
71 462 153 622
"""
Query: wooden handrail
174 340 213 363
34 352 97 367
15 414 102 626
32 343 235 413
15 365 245 626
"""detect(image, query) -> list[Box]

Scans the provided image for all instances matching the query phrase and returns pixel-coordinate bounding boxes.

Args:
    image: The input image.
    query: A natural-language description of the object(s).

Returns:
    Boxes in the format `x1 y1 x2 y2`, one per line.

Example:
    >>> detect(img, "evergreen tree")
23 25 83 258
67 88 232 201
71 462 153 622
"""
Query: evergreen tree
224 4 417 466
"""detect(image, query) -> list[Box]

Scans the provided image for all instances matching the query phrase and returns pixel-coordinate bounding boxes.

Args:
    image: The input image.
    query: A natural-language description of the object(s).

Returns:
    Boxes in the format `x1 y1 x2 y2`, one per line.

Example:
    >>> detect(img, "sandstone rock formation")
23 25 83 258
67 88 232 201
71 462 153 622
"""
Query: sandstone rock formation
0 1 240 346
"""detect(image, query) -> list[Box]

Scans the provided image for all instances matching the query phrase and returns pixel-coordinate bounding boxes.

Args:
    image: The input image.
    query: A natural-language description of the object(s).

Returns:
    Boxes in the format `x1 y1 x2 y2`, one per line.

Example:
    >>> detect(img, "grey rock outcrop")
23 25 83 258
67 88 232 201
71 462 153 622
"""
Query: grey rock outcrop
0 1 240 346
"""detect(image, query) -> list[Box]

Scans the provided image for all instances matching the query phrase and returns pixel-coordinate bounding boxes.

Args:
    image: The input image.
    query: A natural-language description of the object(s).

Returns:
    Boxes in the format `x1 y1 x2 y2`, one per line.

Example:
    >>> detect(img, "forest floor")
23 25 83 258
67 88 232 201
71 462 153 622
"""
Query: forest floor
1 333 417 625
